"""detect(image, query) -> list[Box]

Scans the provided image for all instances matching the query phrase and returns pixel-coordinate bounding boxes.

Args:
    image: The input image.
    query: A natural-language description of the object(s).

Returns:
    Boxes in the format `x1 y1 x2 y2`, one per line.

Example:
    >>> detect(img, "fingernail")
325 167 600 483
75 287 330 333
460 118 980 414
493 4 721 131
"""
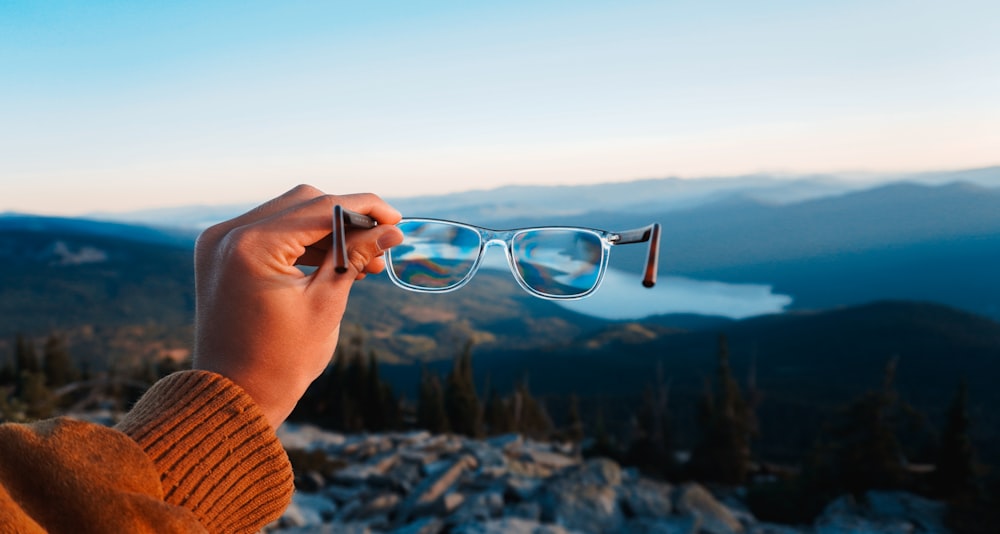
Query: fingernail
377 231 403 252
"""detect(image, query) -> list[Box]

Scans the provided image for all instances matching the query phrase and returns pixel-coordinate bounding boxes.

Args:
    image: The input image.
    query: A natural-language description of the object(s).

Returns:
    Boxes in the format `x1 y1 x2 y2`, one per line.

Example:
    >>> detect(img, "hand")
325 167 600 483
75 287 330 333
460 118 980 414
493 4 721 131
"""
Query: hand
192 185 404 428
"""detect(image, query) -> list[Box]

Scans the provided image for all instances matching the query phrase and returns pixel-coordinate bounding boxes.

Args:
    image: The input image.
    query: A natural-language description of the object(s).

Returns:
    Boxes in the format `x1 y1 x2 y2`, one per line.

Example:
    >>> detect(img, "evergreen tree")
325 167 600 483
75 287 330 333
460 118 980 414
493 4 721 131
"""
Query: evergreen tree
15 334 40 375
341 349 368 432
363 350 398 432
565 394 584 443
512 379 553 440
807 357 913 497
0 360 14 387
626 379 677 479
19 371 55 420
444 342 482 437
585 404 619 460
417 367 449 434
325 344 350 428
933 379 979 499
43 334 77 388
484 389 515 436
688 333 756 485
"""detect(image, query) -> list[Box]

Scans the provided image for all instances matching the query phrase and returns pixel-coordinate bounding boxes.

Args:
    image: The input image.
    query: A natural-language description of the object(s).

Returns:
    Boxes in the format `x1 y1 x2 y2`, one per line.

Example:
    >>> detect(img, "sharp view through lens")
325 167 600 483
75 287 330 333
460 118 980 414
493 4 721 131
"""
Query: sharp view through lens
4 166 1000 530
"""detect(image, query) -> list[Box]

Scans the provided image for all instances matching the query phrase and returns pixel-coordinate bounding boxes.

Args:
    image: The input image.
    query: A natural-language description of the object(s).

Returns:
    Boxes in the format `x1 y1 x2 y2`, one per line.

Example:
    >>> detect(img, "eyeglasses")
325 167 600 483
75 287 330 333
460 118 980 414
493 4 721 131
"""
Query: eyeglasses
332 205 660 300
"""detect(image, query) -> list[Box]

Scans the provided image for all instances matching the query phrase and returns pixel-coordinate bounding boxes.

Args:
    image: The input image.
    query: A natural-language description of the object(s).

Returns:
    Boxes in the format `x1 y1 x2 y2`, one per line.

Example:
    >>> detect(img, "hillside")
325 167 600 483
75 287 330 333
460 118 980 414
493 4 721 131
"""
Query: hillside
403 300 1000 462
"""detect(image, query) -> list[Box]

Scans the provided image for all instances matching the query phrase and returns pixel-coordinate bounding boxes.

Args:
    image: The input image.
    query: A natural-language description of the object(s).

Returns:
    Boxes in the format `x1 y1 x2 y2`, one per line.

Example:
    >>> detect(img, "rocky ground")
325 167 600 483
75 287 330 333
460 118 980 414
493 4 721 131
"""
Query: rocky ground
265 424 952 534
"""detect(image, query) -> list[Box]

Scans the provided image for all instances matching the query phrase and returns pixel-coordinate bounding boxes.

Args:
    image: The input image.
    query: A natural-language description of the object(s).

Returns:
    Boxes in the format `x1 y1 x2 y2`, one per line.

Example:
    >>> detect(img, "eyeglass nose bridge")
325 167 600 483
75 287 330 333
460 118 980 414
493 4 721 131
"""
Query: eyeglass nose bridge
477 229 517 253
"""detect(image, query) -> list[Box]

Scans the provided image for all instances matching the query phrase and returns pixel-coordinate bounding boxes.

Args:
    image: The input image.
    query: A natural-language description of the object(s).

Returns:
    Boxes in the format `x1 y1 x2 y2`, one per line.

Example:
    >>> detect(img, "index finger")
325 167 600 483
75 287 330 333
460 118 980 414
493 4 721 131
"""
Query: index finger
245 194 399 267
334 192 402 226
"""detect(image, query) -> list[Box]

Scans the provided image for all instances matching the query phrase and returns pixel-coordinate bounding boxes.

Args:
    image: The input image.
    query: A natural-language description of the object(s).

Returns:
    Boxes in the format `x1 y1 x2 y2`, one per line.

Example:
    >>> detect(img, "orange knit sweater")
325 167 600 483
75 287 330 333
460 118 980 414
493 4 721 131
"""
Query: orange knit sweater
0 371 294 533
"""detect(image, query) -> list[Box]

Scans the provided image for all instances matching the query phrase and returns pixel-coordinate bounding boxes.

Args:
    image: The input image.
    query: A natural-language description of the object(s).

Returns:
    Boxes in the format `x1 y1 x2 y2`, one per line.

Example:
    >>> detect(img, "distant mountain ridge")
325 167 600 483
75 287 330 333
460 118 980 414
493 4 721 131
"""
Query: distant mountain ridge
5 170 1000 325
0 214 197 249
82 166 1000 229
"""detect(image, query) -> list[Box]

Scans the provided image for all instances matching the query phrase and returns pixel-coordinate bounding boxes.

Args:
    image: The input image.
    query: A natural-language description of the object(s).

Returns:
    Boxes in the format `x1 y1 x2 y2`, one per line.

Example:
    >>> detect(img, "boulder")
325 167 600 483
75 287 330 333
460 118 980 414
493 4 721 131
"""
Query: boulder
619 516 701 534
278 491 337 528
618 478 673 518
451 517 579 534
673 483 743 534
540 459 627 533
815 491 950 534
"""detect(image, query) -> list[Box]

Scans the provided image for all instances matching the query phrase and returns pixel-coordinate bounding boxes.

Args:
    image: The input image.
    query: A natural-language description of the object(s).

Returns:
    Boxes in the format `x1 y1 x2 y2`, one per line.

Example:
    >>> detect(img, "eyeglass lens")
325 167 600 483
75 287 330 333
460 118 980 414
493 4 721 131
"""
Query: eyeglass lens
391 221 481 289
511 229 603 296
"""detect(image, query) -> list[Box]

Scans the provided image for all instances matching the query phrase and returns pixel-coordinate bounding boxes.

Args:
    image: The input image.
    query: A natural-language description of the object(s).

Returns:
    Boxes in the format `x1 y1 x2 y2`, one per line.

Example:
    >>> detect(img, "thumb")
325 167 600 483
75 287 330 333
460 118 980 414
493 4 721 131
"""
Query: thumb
308 224 404 293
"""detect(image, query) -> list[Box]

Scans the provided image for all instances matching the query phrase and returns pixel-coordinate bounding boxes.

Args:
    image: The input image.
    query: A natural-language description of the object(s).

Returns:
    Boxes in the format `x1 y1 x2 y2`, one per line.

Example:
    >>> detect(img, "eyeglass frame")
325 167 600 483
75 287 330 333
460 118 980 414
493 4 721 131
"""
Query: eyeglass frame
332 205 661 300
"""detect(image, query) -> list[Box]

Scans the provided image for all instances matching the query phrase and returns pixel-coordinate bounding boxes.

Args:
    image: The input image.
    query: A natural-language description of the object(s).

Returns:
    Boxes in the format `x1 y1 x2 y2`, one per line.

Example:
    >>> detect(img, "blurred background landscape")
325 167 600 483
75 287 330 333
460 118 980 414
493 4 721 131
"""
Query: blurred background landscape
3 1 999 530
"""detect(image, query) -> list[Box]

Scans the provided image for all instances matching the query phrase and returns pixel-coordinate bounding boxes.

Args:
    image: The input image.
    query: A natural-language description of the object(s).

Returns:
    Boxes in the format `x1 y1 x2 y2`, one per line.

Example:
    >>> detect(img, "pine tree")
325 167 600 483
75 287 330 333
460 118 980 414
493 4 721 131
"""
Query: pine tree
19 371 55 420
512 379 552 440
444 342 482 437
341 349 368 432
0 360 14 387
626 377 676 479
43 334 77 388
688 333 755 485
15 334 40 375
363 350 396 432
933 379 979 499
585 404 619 460
484 389 515 436
807 357 913 497
417 367 449 434
565 394 584 443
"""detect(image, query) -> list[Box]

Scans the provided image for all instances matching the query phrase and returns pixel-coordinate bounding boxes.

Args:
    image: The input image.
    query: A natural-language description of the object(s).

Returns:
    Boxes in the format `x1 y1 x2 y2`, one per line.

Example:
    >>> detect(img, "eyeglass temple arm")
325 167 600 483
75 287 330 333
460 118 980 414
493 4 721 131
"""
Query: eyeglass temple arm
612 223 661 288
332 205 378 274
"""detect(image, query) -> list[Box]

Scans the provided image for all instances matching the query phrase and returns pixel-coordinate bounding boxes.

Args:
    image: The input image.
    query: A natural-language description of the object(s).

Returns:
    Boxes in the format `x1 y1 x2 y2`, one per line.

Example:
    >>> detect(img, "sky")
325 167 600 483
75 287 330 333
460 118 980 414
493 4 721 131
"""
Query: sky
2 0 999 215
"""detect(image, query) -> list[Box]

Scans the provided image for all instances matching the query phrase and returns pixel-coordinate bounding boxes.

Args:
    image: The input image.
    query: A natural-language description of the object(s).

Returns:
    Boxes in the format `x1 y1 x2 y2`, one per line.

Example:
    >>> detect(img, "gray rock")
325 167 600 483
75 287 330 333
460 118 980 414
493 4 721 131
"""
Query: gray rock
566 458 623 487
619 516 701 534
439 491 466 515
451 517 580 534
277 422 346 451
324 482 366 504
358 491 401 519
390 516 446 534
278 491 337 527
673 483 744 534
513 447 578 472
541 460 626 533
748 524 810 534
452 491 505 523
506 475 543 501
816 491 950 534
505 501 543 521
397 454 477 523
485 433 523 450
278 521 372 534
617 478 673 519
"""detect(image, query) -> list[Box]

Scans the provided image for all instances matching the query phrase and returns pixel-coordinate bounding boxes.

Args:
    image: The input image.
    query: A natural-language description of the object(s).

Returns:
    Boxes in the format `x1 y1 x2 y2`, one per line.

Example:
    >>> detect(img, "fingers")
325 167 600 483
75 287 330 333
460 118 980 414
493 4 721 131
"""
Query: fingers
198 186 401 254
198 185 327 251
309 224 402 289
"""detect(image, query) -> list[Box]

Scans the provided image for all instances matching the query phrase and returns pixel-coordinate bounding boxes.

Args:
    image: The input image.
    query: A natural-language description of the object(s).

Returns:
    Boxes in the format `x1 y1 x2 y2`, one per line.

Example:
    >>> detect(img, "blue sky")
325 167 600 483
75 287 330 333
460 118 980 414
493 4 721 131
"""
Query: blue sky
2 0 998 215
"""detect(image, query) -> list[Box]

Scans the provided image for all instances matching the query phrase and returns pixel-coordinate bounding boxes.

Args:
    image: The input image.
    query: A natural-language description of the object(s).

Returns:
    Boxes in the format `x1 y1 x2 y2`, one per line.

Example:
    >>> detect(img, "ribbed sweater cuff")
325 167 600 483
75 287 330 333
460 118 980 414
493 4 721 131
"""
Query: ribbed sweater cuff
116 370 294 533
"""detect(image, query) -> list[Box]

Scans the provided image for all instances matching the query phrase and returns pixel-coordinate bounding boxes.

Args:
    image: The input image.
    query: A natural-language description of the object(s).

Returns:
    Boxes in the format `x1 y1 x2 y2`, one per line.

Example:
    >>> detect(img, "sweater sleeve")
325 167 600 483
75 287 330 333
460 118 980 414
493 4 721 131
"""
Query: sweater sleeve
0 370 294 534
115 370 295 532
